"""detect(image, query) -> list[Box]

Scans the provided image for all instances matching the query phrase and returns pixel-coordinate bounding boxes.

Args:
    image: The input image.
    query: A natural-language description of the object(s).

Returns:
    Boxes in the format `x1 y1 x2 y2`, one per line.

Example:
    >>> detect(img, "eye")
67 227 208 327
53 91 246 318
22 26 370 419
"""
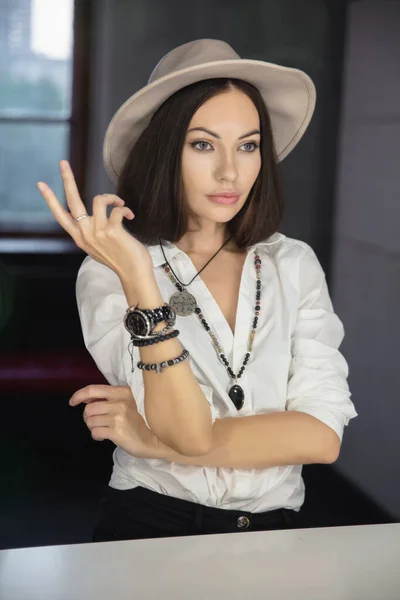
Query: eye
240 142 260 152
190 141 213 151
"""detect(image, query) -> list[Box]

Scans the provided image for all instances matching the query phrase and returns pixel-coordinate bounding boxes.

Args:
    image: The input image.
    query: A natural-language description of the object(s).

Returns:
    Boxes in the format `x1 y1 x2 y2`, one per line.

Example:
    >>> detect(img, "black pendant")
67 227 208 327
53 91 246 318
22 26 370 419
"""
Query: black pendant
228 385 244 411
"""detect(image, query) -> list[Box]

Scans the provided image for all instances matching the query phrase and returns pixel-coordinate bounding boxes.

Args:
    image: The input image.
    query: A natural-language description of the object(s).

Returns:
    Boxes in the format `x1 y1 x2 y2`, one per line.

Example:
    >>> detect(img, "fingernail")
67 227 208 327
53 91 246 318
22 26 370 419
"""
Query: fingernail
37 182 45 191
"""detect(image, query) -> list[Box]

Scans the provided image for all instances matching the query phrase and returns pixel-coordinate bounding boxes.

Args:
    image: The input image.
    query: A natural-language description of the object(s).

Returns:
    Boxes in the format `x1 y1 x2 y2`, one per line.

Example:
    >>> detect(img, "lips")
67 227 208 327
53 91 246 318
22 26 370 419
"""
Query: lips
207 194 240 205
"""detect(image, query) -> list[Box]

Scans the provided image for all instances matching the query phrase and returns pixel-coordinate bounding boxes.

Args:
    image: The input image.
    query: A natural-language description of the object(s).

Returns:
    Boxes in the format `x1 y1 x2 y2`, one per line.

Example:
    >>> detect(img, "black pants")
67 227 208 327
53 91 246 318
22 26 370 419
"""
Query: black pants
92 485 302 543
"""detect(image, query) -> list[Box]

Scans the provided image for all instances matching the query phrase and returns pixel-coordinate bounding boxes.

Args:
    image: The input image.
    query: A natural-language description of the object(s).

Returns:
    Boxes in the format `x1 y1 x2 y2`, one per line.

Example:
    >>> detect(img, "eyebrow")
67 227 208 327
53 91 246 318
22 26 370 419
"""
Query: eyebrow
187 127 261 140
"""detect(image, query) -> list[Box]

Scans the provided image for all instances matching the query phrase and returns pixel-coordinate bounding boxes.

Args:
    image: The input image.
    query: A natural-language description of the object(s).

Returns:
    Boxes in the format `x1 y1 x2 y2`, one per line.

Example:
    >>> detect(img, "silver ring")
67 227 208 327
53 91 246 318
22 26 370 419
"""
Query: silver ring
75 213 89 222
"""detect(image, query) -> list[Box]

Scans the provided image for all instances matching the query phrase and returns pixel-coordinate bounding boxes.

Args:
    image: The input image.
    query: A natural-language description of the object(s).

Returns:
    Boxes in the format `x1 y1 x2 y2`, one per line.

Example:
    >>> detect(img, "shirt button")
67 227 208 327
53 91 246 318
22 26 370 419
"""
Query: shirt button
237 515 250 530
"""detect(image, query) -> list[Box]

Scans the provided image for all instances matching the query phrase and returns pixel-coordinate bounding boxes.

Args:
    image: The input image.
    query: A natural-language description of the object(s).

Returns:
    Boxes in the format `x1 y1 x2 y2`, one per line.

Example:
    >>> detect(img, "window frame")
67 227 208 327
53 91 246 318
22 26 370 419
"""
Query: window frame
0 0 92 251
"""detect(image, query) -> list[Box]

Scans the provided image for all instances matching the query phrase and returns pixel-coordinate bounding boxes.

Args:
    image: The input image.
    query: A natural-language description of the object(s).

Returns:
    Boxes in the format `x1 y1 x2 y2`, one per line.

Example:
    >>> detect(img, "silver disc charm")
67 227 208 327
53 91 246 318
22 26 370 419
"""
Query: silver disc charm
169 290 197 317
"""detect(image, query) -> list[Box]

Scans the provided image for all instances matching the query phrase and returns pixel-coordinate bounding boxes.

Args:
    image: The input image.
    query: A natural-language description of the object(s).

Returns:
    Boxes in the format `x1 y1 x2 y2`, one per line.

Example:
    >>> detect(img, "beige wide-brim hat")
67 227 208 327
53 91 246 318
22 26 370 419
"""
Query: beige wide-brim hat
103 39 316 184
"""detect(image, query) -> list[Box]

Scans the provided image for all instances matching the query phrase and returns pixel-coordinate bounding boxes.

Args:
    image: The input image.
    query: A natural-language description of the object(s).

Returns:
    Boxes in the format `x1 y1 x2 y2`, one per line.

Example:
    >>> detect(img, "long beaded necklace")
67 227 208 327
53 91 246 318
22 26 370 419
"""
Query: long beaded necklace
159 239 262 411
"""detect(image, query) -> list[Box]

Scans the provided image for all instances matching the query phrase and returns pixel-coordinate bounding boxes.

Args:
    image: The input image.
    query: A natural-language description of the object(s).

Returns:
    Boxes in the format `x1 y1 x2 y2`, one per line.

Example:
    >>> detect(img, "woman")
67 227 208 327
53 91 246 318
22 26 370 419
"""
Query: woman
38 39 358 542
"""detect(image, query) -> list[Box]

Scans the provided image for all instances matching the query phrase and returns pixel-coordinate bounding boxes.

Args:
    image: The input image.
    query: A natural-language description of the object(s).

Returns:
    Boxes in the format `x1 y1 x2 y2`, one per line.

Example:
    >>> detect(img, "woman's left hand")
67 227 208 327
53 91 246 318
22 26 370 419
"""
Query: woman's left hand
69 384 160 459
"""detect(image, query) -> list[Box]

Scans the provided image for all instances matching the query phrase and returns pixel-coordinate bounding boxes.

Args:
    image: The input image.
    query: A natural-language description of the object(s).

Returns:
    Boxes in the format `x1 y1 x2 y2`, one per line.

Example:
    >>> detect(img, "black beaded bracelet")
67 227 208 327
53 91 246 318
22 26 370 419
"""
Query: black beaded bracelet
137 348 189 375
130 329 180 347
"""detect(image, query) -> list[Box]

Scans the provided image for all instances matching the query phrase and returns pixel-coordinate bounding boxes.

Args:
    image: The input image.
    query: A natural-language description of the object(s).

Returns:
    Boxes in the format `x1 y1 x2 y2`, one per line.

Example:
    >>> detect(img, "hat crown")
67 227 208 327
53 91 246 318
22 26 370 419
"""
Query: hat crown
148 39 241 84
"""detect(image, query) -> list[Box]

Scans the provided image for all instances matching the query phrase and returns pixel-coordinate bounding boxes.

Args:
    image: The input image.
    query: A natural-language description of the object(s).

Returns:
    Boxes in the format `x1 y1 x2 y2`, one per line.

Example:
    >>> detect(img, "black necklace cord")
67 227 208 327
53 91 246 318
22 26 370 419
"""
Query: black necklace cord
158 234 234 288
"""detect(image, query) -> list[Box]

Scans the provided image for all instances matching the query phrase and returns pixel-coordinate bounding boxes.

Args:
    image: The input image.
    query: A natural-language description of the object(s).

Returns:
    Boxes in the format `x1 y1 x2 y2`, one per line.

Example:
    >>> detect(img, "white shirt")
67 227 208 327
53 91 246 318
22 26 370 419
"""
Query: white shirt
76 232 358 513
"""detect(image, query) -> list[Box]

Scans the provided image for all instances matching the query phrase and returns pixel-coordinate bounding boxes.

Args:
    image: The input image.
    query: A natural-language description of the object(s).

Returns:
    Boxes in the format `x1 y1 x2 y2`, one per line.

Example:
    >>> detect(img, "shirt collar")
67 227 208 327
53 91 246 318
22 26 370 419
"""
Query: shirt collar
146 232 285 268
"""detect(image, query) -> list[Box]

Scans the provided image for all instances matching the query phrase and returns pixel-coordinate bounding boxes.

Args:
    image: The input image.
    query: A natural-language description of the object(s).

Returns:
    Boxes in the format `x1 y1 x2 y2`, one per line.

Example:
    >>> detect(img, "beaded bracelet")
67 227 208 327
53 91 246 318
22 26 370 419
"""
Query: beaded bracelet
130 329 180 347
128 322 175 340
137 348 189 374
128 330 180 372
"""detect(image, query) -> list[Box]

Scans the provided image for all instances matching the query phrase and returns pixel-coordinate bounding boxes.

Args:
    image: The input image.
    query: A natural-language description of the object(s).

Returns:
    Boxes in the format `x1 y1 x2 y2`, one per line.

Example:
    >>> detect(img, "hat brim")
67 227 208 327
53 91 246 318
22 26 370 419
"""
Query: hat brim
103 59 316 184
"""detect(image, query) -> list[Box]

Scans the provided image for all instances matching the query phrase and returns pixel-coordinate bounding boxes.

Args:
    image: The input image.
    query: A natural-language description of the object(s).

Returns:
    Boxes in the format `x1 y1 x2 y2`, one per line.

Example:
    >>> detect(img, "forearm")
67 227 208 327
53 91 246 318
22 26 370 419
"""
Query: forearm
119 271 213 456
155 410 341 468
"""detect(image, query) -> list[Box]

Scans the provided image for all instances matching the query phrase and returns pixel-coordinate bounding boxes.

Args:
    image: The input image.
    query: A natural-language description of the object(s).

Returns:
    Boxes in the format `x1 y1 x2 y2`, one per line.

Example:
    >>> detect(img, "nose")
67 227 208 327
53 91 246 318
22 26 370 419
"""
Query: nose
214 149 239 183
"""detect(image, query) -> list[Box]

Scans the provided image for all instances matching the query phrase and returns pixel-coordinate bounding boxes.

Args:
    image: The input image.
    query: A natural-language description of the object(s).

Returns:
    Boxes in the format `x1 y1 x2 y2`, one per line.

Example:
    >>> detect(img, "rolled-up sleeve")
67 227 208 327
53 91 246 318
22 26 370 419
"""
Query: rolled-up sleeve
286 244 358 442
75 256 217 428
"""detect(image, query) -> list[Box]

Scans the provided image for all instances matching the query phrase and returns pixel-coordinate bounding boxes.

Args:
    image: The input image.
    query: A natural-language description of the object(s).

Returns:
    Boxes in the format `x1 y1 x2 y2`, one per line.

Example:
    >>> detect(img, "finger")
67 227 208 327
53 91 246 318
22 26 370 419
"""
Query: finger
69 384 109 406
91 427 112 442
59 160 88 220
69 384 126 406
37 181 80 238
108 205 135 226
70 395 108 407
86 415 112 429
92 194 127 229
83 400 111 421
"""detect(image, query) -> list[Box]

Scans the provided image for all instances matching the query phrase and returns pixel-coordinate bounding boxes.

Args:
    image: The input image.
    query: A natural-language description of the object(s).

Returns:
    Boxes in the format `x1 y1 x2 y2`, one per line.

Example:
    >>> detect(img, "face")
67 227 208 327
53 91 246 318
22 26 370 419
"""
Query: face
181 88 262 228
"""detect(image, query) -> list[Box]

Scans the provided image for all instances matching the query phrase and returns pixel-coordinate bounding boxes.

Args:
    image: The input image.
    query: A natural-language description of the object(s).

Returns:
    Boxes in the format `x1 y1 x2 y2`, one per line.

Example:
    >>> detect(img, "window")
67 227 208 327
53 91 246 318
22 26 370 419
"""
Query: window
0 0 90 246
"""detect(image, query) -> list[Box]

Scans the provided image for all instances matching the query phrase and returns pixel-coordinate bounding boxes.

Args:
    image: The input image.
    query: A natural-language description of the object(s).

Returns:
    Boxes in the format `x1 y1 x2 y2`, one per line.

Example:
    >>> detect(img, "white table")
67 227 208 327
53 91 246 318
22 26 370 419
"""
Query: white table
1 523 399 599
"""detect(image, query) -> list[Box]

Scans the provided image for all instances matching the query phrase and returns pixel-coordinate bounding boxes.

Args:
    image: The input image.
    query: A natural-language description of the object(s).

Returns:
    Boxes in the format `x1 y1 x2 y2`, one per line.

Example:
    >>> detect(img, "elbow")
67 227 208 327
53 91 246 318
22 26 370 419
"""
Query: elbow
179 440 212 457
162 432 213 457
301 414 342 465
148 418 213 457
144 391 214 457
175 425 213 456
321 432 341 464
182 425 214 456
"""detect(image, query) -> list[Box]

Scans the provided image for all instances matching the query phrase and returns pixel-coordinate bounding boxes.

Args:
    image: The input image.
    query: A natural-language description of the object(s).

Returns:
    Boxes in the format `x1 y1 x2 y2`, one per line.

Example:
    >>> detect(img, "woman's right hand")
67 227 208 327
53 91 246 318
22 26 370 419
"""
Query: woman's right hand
69 384 162 460
37 160 154 280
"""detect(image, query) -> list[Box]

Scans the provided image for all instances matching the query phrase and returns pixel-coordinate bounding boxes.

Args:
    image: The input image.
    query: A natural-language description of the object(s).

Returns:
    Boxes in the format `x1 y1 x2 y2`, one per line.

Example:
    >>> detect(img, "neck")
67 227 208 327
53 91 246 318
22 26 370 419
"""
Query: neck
175 225 237 256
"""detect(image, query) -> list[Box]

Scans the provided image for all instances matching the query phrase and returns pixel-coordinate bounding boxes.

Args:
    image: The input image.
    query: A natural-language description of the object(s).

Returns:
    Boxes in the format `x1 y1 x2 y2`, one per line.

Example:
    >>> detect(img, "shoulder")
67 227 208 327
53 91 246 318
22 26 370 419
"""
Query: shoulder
258 232 318 265
258 233 325 290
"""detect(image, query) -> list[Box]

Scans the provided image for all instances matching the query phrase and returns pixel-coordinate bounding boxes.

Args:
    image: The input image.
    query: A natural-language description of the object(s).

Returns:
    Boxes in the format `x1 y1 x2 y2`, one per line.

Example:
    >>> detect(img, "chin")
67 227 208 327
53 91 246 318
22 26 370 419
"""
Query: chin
201 210 239 224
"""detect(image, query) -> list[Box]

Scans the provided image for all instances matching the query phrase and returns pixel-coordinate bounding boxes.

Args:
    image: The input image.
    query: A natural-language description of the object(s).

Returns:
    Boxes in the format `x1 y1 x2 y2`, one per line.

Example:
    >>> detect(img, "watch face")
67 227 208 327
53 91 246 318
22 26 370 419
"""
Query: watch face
126 312 148 336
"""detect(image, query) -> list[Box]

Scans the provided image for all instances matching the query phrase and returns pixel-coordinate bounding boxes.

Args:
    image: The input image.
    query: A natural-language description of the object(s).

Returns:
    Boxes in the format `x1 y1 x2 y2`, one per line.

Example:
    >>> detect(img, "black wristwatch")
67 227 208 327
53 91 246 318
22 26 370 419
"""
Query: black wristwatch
124 303 176 338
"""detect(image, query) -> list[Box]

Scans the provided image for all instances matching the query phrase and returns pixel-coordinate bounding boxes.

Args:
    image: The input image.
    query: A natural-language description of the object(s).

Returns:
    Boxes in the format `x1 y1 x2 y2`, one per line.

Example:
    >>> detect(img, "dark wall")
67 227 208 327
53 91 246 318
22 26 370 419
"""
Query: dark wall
0 251 84 352
328 0 400 518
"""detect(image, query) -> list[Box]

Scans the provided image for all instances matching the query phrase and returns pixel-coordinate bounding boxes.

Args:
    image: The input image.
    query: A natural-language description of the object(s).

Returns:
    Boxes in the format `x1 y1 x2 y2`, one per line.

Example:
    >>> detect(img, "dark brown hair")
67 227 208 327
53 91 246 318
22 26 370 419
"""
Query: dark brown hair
117 78 284 248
